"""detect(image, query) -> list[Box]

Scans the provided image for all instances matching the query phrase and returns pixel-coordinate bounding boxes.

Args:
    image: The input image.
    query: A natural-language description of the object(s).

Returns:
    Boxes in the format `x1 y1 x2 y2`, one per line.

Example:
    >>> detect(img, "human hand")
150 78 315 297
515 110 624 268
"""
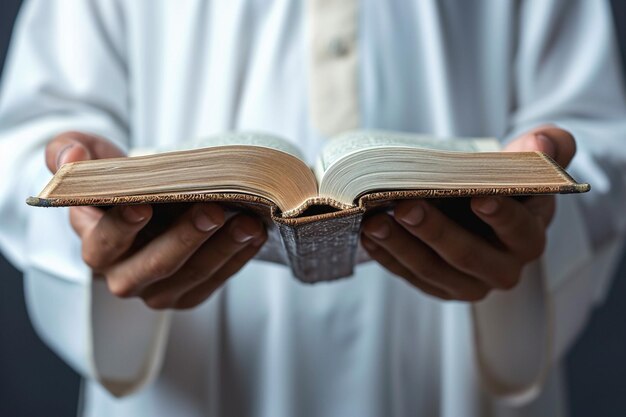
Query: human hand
361 127 576 301
46 132 267 309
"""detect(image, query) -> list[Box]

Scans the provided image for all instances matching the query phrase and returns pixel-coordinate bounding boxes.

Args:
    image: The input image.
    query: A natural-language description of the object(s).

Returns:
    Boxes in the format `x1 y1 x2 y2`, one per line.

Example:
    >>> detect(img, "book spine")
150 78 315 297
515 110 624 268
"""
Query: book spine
276 211 364 283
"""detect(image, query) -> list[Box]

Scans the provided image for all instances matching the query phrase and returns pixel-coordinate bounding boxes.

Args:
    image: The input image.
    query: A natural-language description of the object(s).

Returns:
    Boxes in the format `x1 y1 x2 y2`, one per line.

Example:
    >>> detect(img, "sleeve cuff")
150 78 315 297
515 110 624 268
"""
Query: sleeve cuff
90 277 171 397
471 197 623 404
24 266 171 397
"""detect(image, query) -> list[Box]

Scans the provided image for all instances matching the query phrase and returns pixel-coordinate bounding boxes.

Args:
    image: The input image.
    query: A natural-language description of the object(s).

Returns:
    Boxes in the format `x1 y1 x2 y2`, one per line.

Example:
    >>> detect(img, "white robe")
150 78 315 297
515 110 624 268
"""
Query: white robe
1 1 625 416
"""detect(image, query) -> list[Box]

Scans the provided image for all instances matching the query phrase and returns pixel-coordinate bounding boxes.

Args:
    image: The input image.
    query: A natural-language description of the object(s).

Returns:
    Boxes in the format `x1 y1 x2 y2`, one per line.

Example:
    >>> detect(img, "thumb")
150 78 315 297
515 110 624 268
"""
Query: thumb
504 126 577 168
46 131 125 173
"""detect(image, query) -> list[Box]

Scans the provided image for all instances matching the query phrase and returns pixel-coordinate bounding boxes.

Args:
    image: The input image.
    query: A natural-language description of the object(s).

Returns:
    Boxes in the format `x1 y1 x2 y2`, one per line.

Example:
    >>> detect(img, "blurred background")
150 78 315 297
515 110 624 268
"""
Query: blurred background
1 1 625 416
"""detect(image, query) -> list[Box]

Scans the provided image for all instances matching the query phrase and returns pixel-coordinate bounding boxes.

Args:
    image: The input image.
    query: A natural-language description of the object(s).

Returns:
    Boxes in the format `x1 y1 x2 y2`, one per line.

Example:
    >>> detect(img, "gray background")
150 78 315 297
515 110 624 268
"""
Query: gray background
0 1 625 416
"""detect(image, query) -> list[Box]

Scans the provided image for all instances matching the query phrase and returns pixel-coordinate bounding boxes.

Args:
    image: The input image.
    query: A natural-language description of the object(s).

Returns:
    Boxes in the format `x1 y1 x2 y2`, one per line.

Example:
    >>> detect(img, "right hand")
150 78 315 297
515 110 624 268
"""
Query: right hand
46 132 267 309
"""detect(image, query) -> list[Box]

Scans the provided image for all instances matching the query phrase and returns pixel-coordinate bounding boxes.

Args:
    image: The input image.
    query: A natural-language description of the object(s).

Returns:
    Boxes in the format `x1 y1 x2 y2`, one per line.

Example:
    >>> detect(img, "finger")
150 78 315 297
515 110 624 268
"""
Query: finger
522 195 556 228
361 235 453 300
46 131 125 172
362 214 491 300
535 127 576 168
471 196 548 261
69 206 106 238
504 131 555 155
504 126 576 168
105 203 226 297
81 205 153 270
393 200 521 289
139 214 266 308
175 242 265 309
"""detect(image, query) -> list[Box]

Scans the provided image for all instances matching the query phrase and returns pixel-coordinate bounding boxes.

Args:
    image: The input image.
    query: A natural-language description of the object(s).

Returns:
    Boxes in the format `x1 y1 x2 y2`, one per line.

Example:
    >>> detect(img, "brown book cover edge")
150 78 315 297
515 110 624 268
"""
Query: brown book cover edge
25 183 590 282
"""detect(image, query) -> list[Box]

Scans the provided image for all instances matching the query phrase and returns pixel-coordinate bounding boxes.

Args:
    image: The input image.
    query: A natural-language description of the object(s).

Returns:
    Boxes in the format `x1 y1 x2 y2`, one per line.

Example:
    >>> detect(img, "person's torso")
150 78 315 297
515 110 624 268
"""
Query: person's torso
81 2 552 416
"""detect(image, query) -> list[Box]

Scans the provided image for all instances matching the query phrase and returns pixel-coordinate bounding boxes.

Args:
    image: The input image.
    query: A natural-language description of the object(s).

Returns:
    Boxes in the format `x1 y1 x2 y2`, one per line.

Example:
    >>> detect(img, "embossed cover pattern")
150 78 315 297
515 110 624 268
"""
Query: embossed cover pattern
276 210 364 283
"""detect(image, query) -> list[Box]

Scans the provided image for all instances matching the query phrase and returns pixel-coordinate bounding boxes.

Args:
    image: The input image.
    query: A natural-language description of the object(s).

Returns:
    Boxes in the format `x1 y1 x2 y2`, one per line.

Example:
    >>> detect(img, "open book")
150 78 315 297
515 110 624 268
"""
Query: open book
28 131 589 282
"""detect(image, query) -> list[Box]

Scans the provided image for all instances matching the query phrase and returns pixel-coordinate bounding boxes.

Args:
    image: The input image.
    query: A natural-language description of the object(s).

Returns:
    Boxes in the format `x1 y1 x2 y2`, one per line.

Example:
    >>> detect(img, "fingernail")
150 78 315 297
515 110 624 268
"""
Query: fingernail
365 220 391 240
536 134 556 158
232 227 255 243
193 207 219 232
396 203 425 226
476 198 499 215
122 206 147 223
56 144 74 169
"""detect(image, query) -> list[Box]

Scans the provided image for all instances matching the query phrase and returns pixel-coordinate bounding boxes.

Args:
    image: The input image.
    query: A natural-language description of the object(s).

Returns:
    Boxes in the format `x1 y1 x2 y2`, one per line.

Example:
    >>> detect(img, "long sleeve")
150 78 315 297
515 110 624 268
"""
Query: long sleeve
0 0 170 397
472 0 626 403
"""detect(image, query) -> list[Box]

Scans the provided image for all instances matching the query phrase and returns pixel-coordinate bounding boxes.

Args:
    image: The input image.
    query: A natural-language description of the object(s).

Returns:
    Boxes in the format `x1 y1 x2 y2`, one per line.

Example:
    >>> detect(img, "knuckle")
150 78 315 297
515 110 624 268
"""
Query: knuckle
82 246 104 270
107 278 135 298
452 248 479 272
144 256 173 280
177 228 203 249
93 226 121 255
483 261 517 290
143 294 176 310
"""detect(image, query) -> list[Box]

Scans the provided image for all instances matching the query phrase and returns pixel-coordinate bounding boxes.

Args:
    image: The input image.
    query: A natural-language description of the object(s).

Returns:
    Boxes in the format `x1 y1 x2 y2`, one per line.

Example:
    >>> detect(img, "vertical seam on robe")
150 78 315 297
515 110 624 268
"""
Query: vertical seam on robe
307 0 360 136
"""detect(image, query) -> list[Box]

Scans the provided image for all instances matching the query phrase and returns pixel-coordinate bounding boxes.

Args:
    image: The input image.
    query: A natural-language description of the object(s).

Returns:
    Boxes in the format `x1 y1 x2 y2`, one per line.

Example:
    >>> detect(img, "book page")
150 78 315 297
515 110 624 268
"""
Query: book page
131 131 305 160
315 130 500 179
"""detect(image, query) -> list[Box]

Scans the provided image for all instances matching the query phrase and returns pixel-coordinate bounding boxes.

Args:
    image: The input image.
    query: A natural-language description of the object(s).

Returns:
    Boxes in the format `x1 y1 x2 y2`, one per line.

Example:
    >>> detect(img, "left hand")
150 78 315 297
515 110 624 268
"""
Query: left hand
361 126 576 301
